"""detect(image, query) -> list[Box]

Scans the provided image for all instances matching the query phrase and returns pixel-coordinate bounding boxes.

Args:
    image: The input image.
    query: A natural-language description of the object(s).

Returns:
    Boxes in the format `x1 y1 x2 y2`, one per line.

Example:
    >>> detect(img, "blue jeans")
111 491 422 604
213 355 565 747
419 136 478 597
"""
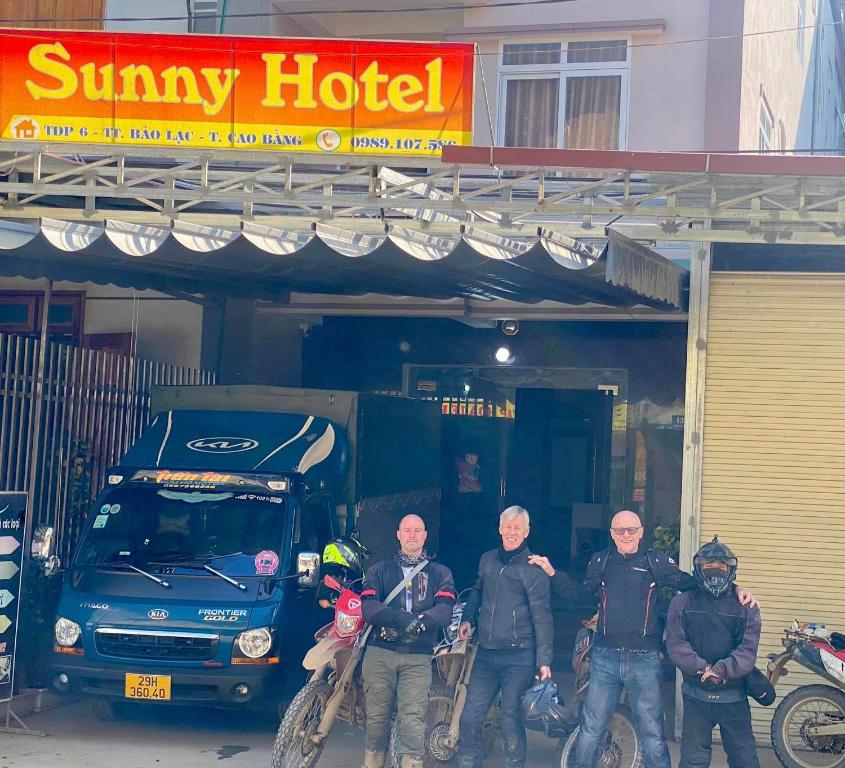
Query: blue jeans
572 646 671 768
457 648 536 768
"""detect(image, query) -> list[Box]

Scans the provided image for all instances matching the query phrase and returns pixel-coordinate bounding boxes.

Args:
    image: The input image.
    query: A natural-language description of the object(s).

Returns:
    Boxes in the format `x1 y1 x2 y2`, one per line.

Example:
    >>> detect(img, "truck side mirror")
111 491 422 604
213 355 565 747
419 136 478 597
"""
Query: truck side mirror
31 526 61 576
297 552 321 588
31 525 54 561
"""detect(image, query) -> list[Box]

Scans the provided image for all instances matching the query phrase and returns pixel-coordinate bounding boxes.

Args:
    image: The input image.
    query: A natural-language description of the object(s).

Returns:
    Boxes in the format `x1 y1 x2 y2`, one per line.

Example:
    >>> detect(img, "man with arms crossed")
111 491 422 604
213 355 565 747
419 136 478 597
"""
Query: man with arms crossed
360 514 456 768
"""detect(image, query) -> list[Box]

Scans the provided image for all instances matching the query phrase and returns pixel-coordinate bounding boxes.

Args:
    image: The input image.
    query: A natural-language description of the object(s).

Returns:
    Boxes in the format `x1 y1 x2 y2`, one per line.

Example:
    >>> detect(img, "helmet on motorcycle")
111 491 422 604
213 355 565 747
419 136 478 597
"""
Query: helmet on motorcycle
520 680 569 738
322 535 371 581
693 536 738 597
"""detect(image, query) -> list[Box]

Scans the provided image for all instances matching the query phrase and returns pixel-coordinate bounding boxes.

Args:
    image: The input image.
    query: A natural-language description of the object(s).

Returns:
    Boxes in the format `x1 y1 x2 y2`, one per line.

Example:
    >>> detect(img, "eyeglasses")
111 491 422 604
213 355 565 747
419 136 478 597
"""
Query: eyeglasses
611 526 642 536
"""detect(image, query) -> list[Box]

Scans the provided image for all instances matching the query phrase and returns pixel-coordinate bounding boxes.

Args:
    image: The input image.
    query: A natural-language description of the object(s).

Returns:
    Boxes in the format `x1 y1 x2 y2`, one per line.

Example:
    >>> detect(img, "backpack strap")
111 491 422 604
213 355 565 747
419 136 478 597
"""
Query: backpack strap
385 559 429 605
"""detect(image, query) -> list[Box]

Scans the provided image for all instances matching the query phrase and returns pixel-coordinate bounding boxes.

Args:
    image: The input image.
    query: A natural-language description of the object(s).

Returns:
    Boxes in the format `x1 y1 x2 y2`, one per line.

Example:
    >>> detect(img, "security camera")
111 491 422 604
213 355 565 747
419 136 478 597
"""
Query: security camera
500 319 519 336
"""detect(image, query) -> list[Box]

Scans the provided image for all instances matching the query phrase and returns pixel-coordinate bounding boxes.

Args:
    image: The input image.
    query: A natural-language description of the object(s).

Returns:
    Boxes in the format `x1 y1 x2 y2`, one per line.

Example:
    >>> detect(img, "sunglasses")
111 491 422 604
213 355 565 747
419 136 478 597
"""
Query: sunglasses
611 526 642 536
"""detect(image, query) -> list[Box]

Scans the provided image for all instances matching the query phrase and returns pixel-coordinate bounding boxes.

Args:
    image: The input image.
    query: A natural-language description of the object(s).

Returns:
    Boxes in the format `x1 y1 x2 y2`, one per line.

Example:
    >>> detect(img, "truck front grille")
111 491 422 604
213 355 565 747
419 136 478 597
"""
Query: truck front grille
95 629 219 661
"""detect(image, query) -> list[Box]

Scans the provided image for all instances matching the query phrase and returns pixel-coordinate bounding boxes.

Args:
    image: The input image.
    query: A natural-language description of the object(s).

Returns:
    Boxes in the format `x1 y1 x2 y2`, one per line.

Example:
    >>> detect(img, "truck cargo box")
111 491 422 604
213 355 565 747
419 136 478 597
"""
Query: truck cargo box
150 385 441 558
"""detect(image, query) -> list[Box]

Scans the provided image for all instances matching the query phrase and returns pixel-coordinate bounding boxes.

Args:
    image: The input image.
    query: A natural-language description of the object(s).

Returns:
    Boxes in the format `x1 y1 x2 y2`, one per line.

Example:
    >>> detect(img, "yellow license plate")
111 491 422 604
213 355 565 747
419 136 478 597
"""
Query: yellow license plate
124 673 171 701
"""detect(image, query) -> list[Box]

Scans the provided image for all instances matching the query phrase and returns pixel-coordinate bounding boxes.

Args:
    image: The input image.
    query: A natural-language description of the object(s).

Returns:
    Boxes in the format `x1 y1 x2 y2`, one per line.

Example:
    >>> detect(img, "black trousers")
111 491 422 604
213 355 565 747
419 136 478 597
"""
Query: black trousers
679 696 760 768
457 648 535 768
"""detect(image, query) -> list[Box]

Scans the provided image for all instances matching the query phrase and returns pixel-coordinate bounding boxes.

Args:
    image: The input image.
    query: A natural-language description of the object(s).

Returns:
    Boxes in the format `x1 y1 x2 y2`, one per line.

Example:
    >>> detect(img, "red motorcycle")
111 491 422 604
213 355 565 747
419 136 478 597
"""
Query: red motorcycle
768 621 845 768
272 574 368 768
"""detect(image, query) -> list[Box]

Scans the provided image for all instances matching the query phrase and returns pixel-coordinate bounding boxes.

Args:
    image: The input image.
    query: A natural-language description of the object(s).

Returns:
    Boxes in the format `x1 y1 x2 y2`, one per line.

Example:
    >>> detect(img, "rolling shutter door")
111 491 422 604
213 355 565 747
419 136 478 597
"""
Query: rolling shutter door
700 272 845 738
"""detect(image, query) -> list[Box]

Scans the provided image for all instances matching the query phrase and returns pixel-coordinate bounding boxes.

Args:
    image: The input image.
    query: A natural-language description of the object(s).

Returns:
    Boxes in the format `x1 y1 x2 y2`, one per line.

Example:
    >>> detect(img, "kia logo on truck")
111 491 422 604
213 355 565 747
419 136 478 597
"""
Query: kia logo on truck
186 437 259 453
148 609 169 620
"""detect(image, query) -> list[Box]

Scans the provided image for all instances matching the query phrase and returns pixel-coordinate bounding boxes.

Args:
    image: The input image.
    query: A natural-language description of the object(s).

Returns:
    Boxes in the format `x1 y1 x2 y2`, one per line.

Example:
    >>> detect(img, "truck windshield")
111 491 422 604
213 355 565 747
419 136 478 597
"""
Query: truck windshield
74 486 288 577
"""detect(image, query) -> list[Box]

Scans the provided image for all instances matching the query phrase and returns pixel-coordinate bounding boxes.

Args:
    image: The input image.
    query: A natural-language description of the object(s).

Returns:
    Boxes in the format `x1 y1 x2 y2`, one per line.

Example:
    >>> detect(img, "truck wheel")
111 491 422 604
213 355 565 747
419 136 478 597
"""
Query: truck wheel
556 708 642 768
772 684 845 768
272 681 331 768
91 698 121 722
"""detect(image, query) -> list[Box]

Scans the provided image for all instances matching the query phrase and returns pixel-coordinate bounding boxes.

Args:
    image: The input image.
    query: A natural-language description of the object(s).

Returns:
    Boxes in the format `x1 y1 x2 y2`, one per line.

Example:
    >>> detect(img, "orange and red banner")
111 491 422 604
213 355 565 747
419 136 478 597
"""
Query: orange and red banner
0 29 474 156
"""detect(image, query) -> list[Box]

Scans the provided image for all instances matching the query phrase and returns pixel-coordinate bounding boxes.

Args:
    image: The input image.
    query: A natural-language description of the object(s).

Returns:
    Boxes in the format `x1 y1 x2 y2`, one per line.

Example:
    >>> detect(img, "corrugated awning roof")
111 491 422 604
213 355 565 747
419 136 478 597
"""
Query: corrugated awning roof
0 217 687 308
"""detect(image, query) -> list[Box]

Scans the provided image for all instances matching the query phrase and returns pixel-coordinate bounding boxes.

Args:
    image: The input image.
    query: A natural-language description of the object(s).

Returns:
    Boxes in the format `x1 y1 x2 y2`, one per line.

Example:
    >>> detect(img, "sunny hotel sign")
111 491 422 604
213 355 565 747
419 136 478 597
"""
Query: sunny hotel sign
0 30 474 156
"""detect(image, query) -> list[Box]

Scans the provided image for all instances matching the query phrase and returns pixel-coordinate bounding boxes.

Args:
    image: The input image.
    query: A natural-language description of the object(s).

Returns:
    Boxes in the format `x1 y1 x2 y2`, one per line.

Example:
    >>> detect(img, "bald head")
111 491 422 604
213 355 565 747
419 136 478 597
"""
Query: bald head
611 510 641 529
397 514 427 557
610 510 643 555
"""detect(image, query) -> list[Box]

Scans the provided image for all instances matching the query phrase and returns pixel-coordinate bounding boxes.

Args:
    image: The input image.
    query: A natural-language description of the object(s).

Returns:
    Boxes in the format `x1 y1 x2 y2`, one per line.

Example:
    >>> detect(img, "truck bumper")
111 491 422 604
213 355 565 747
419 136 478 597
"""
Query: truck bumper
48 654 290 708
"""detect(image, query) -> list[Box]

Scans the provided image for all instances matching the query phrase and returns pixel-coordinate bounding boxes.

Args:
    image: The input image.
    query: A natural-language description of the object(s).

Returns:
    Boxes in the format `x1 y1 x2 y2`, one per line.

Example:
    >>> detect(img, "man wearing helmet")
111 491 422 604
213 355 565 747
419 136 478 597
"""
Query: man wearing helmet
666 536 763 768
359 514 456 768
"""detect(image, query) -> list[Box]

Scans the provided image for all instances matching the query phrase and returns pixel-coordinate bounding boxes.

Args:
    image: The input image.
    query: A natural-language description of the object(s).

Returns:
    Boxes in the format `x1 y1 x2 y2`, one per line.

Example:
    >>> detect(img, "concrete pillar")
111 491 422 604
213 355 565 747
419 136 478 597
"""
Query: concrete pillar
217 298 257 384
207 299 303 386
253 312 303 387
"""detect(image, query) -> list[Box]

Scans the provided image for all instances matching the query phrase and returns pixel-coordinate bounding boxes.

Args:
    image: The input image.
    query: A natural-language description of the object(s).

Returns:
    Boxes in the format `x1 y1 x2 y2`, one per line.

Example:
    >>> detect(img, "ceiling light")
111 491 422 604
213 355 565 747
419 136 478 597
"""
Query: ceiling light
494 346 513 364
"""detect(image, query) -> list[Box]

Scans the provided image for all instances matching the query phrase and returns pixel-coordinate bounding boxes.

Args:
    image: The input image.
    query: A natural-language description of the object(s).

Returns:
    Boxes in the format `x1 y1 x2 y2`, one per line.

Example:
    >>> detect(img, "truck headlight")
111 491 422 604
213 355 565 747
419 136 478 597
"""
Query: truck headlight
236 627 273 659
55 617 82 647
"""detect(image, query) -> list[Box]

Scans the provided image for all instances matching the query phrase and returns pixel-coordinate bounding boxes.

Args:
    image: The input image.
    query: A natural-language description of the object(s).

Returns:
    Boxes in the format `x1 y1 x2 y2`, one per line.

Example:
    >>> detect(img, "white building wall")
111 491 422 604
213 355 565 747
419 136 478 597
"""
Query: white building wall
0 278 204 369
460 0 711 150
104 0 189 32
739 0 843 153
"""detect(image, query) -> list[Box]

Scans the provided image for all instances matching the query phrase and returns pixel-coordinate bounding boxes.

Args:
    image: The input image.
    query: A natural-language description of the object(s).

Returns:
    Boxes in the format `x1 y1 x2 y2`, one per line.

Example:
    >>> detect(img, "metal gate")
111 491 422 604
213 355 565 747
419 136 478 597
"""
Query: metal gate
0 333 215 561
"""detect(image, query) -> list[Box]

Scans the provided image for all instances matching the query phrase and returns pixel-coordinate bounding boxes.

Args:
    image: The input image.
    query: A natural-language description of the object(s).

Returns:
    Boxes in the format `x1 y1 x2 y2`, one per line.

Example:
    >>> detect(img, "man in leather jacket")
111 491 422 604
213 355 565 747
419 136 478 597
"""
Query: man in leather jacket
360 514 456 768
456 506 552 768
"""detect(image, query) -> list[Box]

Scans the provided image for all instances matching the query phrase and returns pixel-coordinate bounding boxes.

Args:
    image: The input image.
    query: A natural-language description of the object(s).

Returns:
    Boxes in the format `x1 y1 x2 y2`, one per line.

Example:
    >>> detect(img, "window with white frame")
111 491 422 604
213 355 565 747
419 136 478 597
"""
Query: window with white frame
759 97 774 152
499 39 629 150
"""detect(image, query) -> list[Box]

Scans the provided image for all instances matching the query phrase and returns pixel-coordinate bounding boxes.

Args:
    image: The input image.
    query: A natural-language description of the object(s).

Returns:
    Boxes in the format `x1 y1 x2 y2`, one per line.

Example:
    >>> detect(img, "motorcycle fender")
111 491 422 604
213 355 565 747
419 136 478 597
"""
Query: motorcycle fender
303 634 355 670
334 646 354 677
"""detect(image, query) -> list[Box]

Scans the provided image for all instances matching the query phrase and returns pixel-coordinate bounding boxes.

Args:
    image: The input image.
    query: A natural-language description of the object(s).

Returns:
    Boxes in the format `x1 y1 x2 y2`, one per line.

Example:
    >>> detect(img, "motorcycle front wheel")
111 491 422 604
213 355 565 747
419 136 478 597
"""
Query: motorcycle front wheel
772 684 845 768
272 681 332 768
557 708 643 768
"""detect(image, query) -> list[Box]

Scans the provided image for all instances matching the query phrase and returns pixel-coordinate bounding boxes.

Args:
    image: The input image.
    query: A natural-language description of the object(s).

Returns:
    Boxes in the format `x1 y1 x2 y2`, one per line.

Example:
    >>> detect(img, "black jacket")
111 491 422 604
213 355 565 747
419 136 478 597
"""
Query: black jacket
462 545 554 668
550 569 594 604
666 587 762 703
584 544 696 651
361 555 456 655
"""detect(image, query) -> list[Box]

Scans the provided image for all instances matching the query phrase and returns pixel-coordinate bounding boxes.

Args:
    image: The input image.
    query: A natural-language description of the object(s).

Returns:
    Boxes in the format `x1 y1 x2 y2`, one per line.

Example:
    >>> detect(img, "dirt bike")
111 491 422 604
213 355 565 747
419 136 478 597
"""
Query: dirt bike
272 573 367 768
768 620 845 768
557 617 643 768
389 597 498 767
273 579 494 768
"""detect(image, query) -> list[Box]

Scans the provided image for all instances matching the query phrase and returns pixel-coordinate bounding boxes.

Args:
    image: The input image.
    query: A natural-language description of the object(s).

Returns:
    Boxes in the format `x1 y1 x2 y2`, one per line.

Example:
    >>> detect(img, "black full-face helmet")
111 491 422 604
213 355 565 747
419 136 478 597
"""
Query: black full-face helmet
693 535 738 597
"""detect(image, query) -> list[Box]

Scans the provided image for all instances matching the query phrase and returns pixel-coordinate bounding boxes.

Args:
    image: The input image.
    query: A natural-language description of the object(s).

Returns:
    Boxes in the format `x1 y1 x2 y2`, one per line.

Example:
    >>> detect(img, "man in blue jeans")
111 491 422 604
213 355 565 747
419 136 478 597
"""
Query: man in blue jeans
532 510 759 768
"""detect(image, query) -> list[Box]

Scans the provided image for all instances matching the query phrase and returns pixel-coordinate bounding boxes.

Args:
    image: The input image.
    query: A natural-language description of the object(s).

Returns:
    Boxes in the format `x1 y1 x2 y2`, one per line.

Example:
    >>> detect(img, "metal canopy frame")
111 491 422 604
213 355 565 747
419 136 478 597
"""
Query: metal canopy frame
3 140 845 245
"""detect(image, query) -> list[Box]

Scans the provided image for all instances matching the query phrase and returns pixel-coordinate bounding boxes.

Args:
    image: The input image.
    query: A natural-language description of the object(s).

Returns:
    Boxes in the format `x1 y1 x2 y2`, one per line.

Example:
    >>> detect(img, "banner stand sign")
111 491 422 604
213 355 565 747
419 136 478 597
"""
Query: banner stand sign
0 492 45 737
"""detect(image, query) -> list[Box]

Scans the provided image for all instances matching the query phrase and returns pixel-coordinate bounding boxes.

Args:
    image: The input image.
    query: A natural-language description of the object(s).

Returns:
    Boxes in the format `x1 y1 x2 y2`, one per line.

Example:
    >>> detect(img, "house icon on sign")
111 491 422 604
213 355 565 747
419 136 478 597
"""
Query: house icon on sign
12 119 39 139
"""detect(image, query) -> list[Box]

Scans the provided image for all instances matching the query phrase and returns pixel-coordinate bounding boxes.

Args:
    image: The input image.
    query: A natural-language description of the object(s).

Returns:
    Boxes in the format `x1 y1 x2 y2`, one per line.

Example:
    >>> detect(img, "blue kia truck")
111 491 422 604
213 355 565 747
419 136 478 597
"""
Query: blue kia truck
40 386 440 719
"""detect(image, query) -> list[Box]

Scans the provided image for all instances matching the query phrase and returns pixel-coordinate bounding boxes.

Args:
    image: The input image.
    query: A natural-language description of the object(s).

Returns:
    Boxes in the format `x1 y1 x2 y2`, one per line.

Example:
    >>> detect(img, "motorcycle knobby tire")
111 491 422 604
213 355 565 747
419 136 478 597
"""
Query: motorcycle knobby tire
556 707 643 768
771 684 845 768
272 680 332 768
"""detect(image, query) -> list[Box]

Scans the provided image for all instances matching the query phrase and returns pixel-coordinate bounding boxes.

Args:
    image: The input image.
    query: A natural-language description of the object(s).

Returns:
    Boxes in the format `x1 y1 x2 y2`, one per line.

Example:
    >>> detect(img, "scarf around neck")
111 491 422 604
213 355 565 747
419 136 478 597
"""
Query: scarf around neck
397 550 429 568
